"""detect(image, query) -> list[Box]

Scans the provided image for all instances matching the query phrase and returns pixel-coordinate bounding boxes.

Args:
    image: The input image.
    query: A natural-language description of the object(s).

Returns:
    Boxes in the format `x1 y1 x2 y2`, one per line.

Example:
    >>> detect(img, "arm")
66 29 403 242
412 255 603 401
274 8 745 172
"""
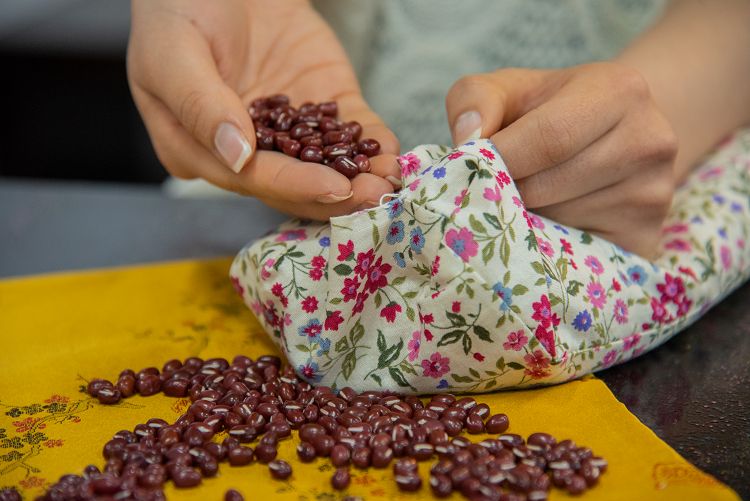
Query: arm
616 0 750 182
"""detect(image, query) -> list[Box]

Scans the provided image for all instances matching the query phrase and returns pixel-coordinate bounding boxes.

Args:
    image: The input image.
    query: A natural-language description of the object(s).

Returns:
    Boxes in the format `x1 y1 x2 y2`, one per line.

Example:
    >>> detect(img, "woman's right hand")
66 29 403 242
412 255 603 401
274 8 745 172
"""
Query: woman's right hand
128 0 400 219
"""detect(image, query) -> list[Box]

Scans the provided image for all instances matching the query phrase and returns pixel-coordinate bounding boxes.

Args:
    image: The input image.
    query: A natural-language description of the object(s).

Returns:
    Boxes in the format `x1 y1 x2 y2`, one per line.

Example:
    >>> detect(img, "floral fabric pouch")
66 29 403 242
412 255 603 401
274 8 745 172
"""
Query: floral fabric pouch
230 128 750 394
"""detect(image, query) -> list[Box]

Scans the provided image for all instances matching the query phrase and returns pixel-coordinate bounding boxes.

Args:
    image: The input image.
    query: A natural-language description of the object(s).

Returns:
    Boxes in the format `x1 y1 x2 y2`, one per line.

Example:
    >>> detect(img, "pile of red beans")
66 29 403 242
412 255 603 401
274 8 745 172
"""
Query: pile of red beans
250 94 381 178
30 355 607 500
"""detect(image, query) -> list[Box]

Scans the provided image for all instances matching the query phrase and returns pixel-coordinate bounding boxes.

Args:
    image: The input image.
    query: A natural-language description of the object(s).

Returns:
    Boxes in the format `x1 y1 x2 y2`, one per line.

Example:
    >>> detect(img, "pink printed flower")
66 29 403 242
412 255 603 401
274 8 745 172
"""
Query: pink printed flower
656 274 685 304
251 300 263 315
19 477 47 489
325 310 344 331
302 296 319 313
14 417 40 433
529 214 545 230
479 148 495 160
399 153 421 176
663 223 689 234
365 257 392 293
338 240 354 261
586 282 607 309
570 259 578 270
534 325 556 357
531 295 560 329
280 295 288 307
431 256 441 276
525 350 550 369
473 353 485 362
354 249 375 277
665 239 691 252
409 179 421 192
275 229 307 242
496 171 511 187
421 353 451 378
448 151 464 160
721 245 732 270
424 329 434 341
584 255 604 275
676 295 693 317
284 313 292 326
537 238 554 257
45 395 69 404
678 266 697 281
380 302 402 323
650 296 669 323
613 299 628 324
309 268 323 281
454 189 468 207
352 291 370 315
602 350 618 367
525 366 551 380
230 276 244 297
44 439 64 448
560 239 573 255
420 312 435 324
408 331 421 361
483 186 502 201
445 228 479 262
502 330 528 351
271 282 284 297
512 196 525 208
341 276 360 302
612 278 622 292
452 301 461 313
311 256 326 269
623 333 642 351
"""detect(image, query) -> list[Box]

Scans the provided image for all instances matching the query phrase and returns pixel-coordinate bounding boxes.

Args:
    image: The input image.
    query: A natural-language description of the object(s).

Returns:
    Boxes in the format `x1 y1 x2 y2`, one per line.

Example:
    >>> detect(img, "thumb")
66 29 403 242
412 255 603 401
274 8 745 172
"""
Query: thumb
445 69 546 146
132 19 255 174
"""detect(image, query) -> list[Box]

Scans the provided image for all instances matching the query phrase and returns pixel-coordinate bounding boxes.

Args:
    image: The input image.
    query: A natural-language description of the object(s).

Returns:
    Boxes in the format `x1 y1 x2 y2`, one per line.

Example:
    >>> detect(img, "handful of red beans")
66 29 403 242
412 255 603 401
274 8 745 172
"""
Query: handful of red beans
250 94 381 179
28 354 607 501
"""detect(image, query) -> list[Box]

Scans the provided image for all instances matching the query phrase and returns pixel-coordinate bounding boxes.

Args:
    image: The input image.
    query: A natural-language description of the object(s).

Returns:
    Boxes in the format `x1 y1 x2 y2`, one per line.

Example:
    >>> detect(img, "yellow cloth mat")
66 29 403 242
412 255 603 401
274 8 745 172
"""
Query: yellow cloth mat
0 259 739 500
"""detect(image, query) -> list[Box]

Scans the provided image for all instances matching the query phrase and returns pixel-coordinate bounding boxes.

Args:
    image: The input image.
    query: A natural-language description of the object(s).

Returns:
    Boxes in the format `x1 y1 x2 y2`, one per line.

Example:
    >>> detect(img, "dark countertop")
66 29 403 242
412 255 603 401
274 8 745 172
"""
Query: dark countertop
2 178 748 498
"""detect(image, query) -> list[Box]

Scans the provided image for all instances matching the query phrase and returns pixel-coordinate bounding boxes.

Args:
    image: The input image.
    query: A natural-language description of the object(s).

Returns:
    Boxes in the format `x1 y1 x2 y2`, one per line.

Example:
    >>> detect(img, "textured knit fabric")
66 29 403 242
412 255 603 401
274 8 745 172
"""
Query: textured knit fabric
231 128 750 394
315 0 666 149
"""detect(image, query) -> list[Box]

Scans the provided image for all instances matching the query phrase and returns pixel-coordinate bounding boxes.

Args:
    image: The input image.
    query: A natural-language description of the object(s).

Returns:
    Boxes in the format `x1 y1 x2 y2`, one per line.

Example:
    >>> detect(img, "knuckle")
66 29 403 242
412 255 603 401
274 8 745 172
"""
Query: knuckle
178 89 210 140
534 114 575 166
610 65 651 101
447 74 490 102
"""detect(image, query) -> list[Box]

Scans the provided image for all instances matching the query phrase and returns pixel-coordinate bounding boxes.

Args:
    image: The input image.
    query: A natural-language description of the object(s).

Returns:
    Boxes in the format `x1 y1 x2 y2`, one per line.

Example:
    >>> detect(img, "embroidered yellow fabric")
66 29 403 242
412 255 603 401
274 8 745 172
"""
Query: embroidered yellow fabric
0 259 739 500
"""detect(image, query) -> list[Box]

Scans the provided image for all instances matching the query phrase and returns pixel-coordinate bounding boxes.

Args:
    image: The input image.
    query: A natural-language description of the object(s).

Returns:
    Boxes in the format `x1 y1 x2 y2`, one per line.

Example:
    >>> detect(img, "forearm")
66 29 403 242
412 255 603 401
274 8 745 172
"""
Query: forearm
616 0 750 182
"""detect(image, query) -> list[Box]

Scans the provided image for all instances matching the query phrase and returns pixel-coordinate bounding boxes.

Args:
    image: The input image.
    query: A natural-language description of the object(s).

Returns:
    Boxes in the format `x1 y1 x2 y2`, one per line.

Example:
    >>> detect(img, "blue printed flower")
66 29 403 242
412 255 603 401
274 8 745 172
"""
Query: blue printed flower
437 379 449 389
298 318 323 339
572 310 592 332
409 227 426 254
626 265 647 285
393 252 406 268
298 361 322 382
387 199 404 219
316 337 331 356
491 283 513 311
553 224 570 235
386 221 405 244
433 166 446 179
713 194 726 205
318 236 330 247
731 202 743 213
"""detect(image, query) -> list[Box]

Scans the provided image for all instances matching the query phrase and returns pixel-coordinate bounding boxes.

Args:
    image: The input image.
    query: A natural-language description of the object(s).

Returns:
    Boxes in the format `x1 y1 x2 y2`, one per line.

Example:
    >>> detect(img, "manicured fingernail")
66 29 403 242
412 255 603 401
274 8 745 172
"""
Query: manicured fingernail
316 191 354 204
453 111 482 145
215 122 252 173
386 175 402 188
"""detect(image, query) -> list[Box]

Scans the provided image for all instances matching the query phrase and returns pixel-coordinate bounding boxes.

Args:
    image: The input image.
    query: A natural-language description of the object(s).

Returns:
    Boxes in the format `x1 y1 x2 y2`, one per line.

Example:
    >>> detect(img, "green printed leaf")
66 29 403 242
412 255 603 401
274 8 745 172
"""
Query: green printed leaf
469 215 487 234
446 312 466 326
451 373 473 383
335 338 349 353
512 284 528 296
378 338 404 369
473 325 492 342
342 352 356 380
462 334 472 354
333 264 353 276
469 368 480 379
580 232 593 245
388 367 411 388
483 213 501 229
376 330 386 352
350 321 365 344
437 330 464 346
507 362 524 370
482 241 495 265
370 374 382 386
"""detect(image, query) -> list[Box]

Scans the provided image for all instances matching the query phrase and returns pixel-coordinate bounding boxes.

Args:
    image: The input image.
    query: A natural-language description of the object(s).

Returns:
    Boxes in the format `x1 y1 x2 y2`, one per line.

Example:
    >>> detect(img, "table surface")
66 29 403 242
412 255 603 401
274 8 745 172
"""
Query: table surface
2 178 748 499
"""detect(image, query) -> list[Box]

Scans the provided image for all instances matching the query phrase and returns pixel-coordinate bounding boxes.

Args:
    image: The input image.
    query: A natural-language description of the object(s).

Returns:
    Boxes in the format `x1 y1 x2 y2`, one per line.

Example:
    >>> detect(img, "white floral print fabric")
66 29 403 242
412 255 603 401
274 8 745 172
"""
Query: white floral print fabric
230 128 750 394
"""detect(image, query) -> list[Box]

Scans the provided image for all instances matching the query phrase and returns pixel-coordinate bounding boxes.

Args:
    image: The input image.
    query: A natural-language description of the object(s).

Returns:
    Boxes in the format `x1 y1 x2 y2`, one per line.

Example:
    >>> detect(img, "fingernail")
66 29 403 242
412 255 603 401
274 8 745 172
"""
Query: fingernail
215 122 252 173
316 191 354 204
453 111 482 145
386 175 402 187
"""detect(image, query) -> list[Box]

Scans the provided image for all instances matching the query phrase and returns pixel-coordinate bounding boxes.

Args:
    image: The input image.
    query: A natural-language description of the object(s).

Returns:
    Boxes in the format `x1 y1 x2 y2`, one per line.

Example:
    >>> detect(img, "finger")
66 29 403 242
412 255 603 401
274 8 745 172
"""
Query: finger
445 69 548 146
129 14 256 174
337 94 400 156
134 89 355 204
490 73 625 180
259 173 396 220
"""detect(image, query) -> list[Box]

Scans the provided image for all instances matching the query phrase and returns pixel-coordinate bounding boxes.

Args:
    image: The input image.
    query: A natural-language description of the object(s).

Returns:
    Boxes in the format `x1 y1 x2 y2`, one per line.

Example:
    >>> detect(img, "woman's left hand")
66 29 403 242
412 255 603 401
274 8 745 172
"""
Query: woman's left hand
445 62 678 259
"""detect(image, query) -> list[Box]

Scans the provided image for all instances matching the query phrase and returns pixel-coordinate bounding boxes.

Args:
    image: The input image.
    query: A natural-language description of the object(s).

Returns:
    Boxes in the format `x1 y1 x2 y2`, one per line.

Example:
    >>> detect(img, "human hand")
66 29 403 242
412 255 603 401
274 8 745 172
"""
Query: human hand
445 62 678 258
128 0 400 219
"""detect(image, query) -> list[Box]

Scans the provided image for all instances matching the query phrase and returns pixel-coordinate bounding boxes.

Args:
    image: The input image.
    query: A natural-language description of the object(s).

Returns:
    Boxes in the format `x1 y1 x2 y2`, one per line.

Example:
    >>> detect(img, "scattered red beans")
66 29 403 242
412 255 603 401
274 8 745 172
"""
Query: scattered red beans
248 94 380 178
35 354 607 499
